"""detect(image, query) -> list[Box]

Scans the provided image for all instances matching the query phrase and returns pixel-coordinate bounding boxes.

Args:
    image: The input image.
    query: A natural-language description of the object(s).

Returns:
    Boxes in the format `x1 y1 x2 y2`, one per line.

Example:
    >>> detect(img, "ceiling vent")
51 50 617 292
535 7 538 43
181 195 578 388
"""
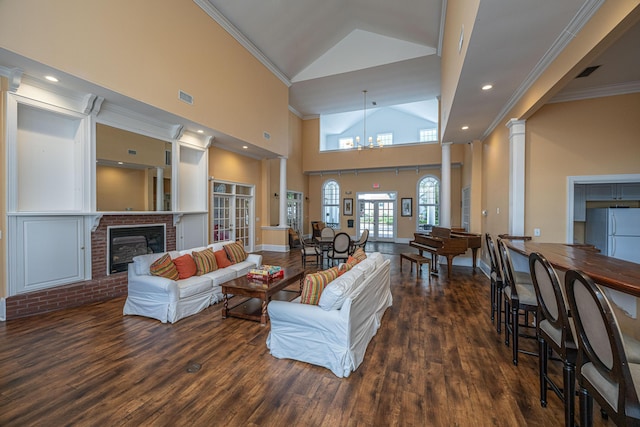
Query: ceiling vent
179 90 194 105
576 65 600 78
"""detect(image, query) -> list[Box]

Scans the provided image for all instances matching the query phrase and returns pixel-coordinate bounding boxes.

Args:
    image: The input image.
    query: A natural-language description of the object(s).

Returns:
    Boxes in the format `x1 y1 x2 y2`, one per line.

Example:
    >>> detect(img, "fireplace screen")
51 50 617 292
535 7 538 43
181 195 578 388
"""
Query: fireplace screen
108 225 165 274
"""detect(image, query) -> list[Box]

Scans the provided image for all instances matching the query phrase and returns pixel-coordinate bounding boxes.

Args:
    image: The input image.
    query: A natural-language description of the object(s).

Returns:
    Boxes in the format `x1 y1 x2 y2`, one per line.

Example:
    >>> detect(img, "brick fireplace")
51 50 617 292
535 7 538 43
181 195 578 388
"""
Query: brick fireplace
5 214 176 320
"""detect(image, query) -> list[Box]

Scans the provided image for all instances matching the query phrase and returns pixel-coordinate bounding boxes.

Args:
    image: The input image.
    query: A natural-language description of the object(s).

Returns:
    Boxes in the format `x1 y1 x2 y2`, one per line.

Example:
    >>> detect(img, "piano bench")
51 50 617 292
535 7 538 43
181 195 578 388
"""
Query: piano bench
400 253 431 277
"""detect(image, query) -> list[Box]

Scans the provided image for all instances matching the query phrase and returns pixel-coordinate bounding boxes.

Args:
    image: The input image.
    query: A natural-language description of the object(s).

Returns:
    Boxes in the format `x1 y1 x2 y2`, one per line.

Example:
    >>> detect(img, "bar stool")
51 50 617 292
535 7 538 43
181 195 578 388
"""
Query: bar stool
565 269 640 427
498 238 537 366
529 252 577 427
485 233 504 332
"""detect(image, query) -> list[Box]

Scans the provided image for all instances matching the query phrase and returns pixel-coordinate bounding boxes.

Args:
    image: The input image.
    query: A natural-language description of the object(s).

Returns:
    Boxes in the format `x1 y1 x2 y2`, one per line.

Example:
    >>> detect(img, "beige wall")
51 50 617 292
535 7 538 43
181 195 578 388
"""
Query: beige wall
208 147 264 245
96 165 147 211
308 166 462 240
526 93 640 242
439 0 480 133
0 0 289 155
301 117 456 173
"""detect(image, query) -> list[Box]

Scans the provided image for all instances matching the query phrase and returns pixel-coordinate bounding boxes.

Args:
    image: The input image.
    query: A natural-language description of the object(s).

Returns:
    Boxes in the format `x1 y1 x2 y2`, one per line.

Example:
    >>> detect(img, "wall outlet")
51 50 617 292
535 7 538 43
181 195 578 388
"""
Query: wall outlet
534 228 541 237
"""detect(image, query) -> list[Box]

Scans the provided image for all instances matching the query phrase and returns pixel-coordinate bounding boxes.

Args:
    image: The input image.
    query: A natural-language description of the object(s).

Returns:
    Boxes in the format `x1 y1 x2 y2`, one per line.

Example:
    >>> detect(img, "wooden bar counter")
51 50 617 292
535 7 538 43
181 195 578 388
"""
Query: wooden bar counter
504 240 640 298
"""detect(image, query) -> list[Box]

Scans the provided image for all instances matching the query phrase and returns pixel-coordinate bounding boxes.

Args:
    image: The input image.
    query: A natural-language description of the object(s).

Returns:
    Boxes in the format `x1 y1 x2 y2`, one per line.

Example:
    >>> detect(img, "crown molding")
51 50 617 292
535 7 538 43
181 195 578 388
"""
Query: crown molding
0 66 24 92
193 0 291 87
548 80 640 103
96 102 182 142
482 0 605 140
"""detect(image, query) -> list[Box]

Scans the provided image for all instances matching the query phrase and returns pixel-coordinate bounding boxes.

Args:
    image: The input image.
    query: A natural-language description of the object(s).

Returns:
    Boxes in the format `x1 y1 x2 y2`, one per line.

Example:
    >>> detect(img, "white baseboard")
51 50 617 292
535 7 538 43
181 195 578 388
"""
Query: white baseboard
0 298 6 321
260 244 289 253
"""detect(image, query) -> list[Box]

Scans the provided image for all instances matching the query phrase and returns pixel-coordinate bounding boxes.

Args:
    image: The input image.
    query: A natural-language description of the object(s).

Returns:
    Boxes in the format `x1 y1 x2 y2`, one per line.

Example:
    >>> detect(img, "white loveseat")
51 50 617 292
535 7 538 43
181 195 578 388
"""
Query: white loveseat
124 241 262 323
266 252 392 377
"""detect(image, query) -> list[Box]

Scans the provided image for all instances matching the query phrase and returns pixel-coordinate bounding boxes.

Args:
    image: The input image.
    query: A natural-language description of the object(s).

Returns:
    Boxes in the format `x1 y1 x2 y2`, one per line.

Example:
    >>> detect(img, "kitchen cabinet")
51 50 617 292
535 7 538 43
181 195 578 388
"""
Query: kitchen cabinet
574 184 586 221
585 183 640 201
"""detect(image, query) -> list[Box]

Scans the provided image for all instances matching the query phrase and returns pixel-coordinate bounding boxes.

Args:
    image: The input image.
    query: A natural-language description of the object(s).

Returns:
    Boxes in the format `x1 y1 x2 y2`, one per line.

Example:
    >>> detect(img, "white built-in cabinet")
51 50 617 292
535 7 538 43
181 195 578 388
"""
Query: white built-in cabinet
4 81 212 295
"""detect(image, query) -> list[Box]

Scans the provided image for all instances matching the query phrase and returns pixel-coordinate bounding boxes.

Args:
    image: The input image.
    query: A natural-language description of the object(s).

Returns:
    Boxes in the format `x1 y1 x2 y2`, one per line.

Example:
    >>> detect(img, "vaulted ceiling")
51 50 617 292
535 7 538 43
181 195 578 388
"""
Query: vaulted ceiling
198 0 640 144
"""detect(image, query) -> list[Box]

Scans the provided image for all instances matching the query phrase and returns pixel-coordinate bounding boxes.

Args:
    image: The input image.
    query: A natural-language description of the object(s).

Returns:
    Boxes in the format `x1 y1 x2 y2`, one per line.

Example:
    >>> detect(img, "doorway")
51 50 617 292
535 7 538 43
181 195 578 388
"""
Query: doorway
357 192 397 242
211 180 255 250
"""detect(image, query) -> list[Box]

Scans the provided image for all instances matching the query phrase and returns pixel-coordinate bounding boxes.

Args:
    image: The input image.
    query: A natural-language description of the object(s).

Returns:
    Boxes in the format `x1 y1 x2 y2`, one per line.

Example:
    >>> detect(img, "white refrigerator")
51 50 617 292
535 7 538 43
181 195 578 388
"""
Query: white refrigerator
585 208 640 264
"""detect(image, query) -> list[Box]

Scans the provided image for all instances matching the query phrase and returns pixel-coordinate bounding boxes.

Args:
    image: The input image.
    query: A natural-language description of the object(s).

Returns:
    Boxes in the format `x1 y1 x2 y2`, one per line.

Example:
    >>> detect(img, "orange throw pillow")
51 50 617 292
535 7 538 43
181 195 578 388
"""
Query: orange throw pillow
173 254 197 279
214 249 233 268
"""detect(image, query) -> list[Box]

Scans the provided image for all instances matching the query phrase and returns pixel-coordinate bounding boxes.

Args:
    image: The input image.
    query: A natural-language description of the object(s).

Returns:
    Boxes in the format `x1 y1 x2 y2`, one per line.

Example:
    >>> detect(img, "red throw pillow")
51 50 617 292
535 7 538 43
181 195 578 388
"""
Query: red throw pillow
214 249 232 268
173 254 197 279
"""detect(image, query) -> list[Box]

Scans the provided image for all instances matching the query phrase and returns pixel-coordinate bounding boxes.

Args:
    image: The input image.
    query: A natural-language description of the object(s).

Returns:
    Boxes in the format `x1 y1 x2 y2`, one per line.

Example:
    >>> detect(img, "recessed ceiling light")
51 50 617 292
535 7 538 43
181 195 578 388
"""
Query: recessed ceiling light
197 130 204 134
461 126 469 130
45 75 59 82
242 145 248 149
117 161 124 165
482 84 493 91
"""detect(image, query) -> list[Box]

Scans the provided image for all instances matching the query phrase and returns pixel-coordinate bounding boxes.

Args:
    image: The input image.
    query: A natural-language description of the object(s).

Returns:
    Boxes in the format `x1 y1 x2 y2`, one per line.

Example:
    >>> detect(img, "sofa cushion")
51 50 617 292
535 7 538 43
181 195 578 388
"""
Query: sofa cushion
319 268 365 311
353 258 376 277
203 268 237 286
149 253 179 280
175 275 213 299
368 252 385 268
173 254 197 279
134 251 179 275
192 248 218 275
301 268 339 305
214 249 233 268
352 248 367 262
224 241 247 264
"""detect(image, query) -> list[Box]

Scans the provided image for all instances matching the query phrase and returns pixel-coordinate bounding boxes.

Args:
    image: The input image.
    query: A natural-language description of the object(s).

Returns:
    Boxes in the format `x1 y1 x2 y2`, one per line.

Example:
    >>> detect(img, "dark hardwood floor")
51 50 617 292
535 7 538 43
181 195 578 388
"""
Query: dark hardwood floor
0 243 609 426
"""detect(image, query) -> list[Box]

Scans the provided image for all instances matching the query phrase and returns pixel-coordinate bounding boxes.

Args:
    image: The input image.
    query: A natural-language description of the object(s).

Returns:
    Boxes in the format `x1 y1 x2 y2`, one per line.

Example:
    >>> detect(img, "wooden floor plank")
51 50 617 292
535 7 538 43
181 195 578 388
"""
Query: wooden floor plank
0 243 609 426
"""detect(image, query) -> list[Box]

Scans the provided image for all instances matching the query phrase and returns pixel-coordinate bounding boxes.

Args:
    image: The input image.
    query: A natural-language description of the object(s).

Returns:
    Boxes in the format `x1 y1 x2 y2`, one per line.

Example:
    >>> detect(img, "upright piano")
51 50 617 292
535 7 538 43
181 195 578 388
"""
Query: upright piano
409 227 482 278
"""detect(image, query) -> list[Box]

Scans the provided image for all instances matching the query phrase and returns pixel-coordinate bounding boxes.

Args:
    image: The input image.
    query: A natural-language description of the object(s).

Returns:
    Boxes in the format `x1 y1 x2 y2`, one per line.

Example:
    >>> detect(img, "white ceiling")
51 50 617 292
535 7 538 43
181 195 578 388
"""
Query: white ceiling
1 1 637 154
201 0 640 144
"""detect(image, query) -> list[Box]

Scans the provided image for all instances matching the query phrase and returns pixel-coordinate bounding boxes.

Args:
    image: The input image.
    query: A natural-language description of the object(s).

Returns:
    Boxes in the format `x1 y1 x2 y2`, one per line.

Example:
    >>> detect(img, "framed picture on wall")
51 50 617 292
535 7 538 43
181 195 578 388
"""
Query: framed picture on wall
343 198 353 216
401 198 412 217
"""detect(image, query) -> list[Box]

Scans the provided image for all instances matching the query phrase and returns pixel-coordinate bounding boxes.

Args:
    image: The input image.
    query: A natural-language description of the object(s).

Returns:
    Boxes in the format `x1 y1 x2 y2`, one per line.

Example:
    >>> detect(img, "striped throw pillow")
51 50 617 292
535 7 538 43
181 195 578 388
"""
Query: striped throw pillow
352 248 367 262
192 248 218 275
300 267 340 305
149 253 179 280
224 241 247 264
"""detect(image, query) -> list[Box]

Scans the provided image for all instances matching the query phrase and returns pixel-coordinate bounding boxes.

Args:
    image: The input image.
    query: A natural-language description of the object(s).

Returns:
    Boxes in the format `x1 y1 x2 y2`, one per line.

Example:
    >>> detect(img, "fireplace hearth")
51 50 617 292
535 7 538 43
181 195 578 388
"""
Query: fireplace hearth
108 224 165 274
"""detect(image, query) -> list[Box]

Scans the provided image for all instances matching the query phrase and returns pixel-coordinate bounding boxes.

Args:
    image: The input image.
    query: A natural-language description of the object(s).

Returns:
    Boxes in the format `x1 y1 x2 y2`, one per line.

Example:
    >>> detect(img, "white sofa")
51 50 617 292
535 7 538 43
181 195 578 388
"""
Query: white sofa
124 241 262 323
266 252 392 377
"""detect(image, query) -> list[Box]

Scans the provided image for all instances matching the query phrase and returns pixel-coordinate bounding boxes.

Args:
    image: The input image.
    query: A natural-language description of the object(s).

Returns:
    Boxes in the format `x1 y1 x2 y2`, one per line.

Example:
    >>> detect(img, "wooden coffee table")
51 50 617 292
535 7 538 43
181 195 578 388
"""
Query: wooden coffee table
221 267 305 325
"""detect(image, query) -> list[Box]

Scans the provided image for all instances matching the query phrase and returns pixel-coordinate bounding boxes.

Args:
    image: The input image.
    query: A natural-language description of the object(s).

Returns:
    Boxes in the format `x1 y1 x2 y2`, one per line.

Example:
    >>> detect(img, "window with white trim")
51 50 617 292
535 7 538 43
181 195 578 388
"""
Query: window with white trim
376 132 393 146
420 128 438 142
322 180 340 228
417 176 440 232
338 137 354 149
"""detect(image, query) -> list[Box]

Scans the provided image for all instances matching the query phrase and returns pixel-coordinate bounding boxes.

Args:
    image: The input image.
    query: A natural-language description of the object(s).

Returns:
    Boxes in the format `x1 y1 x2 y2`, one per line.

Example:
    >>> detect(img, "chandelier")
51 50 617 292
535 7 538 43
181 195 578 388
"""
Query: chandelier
355 90 383 150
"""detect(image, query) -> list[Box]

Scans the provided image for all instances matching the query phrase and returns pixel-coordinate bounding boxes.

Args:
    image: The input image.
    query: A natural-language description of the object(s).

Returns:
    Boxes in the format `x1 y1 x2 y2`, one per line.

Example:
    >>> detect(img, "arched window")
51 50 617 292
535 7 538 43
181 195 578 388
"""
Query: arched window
322 180 340 228
417 176 440 231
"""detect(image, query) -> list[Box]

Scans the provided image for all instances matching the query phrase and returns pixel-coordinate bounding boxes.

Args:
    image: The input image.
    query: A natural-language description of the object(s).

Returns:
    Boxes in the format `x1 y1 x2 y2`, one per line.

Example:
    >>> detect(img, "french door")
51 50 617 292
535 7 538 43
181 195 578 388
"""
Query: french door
211 180 254 249
357 193 396 242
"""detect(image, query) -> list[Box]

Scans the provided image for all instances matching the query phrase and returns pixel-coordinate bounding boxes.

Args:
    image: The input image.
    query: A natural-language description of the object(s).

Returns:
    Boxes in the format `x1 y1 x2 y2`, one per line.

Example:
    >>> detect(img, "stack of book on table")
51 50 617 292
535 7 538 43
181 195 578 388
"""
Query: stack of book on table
247 265 284 282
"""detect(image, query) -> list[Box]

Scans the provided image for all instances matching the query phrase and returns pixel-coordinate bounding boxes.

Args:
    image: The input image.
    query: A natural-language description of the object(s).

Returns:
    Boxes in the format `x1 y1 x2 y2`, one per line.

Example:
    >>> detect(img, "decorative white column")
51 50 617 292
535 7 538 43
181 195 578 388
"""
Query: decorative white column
279 157 288 227
507 119 526 235
441 142 452 228
156 167 164 211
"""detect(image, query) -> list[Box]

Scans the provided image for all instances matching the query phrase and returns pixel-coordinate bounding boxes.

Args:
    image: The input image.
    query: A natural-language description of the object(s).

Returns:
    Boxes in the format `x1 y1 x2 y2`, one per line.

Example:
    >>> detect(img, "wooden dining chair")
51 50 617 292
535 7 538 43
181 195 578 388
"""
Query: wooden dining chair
485 233 504 330
498 238 537 366
327 232 351 266
565 269 640 427
529 252 577 427
350 229 369 254
298 229 321 268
